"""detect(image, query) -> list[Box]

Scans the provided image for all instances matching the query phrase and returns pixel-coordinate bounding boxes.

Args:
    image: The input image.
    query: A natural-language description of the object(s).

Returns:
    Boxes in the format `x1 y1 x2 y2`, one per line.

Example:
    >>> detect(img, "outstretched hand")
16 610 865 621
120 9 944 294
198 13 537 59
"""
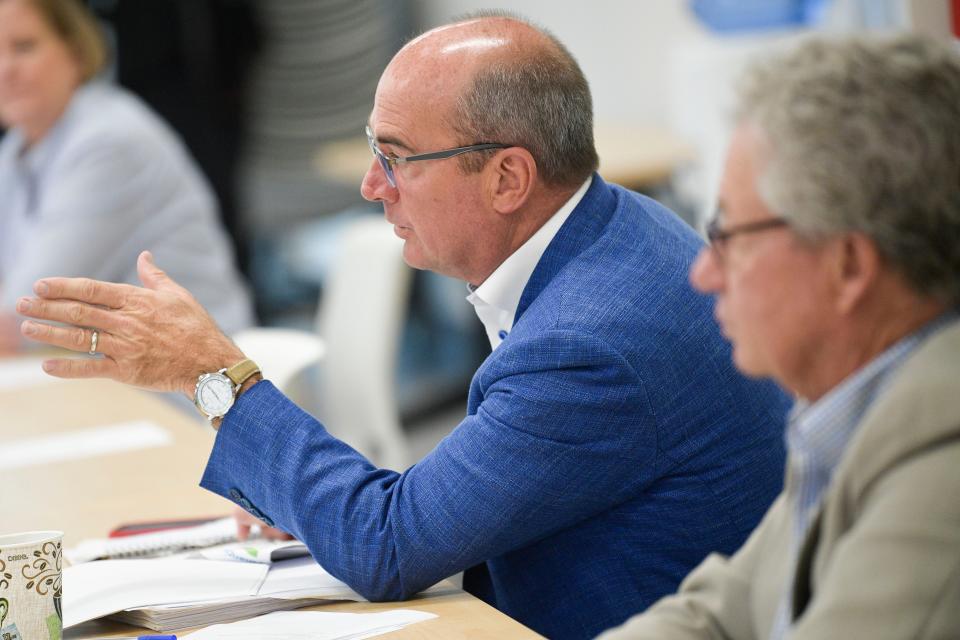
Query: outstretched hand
17 251 246 398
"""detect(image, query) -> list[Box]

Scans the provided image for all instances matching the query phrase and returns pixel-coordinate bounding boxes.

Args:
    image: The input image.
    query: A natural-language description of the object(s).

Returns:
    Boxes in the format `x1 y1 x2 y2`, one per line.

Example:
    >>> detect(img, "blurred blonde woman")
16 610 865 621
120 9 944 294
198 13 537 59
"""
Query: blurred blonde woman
0 0 253 352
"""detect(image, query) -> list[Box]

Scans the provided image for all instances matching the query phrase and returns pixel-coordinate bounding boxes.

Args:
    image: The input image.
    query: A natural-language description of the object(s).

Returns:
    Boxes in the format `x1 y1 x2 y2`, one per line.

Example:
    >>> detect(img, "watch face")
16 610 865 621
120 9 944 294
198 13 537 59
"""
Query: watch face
196 373 234 417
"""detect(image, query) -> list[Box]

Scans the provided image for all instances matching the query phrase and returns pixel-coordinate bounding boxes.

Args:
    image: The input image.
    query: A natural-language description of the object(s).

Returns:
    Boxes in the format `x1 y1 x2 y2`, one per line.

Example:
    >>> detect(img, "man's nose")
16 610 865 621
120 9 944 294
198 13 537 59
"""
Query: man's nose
360 158 398 204
689 247 724 294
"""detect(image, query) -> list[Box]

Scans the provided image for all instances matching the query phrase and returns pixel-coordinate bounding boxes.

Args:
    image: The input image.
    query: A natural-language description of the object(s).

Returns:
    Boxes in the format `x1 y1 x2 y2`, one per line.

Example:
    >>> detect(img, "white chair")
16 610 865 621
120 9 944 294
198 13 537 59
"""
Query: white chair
233 215 413 470
315 216 413 470
231 326 324 412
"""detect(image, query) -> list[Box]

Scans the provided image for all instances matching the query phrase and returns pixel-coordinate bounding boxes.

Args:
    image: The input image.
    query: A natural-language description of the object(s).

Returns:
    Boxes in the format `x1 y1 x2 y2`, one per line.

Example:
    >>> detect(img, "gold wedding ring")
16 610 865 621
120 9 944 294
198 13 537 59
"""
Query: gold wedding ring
88 329 99 355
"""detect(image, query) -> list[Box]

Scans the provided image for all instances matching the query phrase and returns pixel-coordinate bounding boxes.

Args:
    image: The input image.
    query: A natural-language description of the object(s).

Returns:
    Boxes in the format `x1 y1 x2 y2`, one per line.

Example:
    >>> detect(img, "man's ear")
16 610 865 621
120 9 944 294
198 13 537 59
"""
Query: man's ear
487 147 537 215
832 232 882 315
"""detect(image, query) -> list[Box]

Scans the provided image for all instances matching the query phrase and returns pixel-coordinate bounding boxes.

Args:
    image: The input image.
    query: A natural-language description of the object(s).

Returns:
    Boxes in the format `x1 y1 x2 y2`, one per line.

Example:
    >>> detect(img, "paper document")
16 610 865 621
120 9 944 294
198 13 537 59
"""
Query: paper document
0 356 59 390
112 595 327 631
108 554 366 630
62 559 268 628
182 609 438 640
5 421 172 470
258 556 365 599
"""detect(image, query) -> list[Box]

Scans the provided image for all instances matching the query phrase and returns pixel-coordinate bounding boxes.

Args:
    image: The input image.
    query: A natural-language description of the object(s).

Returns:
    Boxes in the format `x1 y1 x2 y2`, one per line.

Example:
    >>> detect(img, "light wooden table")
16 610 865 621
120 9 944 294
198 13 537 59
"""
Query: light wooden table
2 362 541 639
315 122 693 192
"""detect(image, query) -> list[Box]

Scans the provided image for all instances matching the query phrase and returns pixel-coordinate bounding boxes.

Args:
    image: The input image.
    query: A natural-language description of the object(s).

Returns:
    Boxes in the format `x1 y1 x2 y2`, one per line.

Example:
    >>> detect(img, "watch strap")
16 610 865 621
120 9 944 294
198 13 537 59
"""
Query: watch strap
225 358 261 386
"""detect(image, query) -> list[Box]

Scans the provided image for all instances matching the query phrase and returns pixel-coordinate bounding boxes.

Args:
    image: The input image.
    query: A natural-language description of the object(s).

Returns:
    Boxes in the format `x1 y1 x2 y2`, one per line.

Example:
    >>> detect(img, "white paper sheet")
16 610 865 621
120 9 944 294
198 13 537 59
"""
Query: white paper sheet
182 609 437 640
0 356 59 390
258 556 365 600
5 421 173 470
62 559 268 628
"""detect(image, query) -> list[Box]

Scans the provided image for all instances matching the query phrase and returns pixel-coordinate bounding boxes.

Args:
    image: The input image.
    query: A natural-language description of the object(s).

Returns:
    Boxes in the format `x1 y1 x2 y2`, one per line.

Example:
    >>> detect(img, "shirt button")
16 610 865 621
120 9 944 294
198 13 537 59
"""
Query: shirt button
498 330 508 340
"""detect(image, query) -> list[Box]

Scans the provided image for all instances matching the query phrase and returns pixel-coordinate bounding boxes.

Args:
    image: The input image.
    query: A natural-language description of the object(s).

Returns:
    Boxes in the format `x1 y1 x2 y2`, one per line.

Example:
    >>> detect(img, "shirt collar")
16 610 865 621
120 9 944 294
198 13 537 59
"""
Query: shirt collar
788 310 959 476
467 176 592 349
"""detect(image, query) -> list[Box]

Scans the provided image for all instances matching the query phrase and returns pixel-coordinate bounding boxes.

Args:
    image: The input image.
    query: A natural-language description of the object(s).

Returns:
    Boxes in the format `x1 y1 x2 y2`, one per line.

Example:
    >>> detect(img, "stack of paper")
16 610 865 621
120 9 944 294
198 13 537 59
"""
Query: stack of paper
63 559 269 628
64 537 451 632
112 595 331 630
108 556 367 631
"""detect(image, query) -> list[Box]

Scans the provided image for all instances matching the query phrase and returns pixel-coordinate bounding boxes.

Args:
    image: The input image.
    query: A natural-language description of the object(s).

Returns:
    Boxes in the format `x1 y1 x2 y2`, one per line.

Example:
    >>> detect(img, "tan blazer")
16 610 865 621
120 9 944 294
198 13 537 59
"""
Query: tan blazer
599 320 960 640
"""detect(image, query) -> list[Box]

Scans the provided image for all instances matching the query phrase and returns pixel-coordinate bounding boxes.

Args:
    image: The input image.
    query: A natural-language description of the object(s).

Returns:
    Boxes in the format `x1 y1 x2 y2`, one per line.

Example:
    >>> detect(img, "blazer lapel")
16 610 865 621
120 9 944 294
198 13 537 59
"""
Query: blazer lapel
514 173 616 323
792 506 823 619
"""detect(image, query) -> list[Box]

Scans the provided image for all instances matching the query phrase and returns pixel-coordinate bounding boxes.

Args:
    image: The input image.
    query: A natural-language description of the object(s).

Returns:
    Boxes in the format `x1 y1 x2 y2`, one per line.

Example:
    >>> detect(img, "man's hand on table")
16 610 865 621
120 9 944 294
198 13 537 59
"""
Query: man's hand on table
16 251 246 398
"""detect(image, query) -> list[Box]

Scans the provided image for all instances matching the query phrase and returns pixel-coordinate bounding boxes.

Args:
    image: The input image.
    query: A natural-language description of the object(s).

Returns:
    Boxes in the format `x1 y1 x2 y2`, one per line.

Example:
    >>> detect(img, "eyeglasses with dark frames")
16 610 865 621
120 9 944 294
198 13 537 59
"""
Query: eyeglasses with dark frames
706 214 790 263
365 126 510 188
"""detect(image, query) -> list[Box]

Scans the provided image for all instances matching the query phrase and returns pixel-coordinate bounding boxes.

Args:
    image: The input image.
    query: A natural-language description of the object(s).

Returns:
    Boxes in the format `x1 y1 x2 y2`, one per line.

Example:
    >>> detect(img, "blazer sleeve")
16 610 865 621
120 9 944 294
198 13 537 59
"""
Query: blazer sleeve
201 329 659 601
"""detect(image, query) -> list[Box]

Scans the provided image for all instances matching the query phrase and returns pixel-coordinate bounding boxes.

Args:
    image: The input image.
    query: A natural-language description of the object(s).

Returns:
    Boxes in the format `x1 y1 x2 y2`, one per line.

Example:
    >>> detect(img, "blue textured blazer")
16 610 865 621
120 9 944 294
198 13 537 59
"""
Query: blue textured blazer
201 175 789 640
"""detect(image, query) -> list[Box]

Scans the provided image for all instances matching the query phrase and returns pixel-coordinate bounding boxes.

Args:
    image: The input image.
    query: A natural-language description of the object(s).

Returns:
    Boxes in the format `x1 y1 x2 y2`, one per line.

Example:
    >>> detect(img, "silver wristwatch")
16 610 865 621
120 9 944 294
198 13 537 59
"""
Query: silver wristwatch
193 359 261 423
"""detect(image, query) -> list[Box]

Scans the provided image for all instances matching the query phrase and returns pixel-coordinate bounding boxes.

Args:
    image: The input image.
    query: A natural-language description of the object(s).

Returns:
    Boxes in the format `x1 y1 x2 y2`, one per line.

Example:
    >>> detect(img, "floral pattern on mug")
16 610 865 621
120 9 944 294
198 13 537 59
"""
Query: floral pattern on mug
0 554 10 589
20 542 62 623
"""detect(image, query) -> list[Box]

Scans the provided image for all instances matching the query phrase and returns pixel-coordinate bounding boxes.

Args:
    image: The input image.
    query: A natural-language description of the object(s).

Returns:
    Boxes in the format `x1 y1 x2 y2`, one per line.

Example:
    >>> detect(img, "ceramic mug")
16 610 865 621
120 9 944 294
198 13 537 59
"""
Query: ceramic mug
0 531 63 640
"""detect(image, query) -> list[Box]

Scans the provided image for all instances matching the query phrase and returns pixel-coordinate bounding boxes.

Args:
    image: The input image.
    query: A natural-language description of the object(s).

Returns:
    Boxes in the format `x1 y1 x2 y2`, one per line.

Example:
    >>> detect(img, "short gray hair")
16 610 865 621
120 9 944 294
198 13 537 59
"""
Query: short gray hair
450 12 599 188
736 35 960 306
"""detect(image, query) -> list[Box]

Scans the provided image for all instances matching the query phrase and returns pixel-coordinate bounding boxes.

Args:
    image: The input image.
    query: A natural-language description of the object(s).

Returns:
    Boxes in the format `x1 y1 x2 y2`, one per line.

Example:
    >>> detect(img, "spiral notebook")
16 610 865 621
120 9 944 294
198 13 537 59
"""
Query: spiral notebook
66 517 306 564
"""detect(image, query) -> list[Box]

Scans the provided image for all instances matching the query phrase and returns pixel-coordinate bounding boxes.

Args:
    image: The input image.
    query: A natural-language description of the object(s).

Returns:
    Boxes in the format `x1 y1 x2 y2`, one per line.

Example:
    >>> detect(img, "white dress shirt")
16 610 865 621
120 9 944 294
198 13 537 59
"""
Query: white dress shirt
466 176 592 350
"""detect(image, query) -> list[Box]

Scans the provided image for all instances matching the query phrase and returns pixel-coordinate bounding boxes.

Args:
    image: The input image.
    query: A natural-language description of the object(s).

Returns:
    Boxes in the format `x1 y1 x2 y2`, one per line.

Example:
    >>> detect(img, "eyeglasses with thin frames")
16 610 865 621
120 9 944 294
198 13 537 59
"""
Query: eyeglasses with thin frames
705 214 790 264
365 126 510 188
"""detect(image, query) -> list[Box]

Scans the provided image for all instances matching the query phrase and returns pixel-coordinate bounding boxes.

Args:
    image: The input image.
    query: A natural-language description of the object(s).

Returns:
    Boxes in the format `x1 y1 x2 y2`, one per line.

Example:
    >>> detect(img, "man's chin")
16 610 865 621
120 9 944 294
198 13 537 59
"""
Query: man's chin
400 244 429 271
730 347 767 379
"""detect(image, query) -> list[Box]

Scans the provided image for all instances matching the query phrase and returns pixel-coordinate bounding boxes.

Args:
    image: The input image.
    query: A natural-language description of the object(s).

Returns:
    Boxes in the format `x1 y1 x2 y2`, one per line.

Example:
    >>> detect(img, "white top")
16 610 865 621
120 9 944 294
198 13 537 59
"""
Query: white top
0 81 254 334
467 176 592 350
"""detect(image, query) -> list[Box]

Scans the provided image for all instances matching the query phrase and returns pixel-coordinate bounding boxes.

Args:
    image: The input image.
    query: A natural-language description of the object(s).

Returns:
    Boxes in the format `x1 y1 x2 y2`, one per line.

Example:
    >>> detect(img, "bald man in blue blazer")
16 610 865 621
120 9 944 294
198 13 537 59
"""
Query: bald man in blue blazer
20 15 788 640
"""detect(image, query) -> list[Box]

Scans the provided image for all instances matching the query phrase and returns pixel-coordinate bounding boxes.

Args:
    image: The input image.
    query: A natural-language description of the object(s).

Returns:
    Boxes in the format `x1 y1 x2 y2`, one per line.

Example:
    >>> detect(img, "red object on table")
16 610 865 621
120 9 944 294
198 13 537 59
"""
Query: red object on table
108 517 223 538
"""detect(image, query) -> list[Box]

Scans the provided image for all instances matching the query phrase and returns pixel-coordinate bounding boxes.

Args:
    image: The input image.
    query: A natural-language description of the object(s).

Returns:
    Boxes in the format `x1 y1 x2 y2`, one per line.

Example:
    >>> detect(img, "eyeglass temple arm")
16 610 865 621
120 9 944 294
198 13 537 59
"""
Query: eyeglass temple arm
399 144 510 164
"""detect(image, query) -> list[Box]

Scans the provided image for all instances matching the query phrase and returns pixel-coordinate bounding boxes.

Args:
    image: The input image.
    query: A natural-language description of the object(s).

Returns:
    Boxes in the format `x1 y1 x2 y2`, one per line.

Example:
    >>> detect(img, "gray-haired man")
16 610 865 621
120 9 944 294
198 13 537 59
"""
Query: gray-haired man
601 34 960 640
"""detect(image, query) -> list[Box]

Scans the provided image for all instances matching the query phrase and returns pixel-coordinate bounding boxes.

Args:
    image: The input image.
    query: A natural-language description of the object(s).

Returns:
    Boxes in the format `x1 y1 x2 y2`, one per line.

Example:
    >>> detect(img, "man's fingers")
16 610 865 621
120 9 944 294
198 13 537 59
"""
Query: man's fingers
20 321 116 355
33 276 133 309
234 506 255 541
233 506 293 541
17 297 118 332
39 355 119 379
261 526 294 541
137 251 187 296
